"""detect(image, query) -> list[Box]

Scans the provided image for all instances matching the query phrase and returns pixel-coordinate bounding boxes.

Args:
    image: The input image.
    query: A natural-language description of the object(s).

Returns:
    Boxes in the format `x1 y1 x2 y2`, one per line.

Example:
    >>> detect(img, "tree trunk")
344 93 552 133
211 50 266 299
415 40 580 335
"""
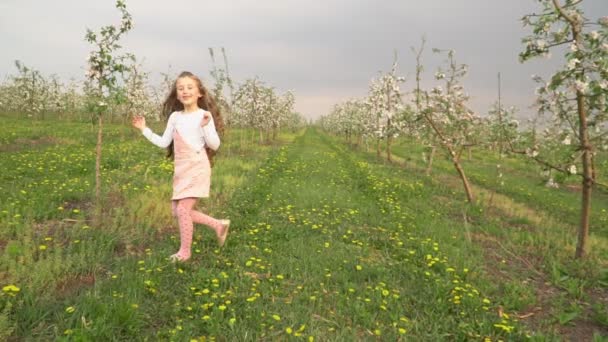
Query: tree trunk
453 157 474 203
553 3 594 259
575 91 592 259
95 114 103 206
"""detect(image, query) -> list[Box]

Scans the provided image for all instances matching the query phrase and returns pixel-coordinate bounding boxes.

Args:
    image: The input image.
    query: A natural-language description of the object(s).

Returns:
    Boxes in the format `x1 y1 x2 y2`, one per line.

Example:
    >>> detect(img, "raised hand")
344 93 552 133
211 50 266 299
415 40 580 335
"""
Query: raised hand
200 113 211 127
132 115 146 131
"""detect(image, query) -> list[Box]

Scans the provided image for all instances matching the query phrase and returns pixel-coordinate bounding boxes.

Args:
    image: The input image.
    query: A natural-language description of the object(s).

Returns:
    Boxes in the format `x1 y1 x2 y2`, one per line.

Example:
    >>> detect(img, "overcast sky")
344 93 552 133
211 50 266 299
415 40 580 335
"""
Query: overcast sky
0 0 606 120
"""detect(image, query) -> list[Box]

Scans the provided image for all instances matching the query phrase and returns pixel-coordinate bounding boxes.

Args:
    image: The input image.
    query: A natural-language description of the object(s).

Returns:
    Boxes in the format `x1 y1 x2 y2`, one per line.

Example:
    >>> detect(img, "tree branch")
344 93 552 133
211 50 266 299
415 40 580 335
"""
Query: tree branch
552 0 577 27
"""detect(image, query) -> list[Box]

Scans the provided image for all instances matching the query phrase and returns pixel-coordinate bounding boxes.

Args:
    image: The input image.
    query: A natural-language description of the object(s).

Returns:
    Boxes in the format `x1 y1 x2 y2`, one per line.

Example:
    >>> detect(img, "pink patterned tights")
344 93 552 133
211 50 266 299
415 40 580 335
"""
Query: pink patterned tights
171 198 223 260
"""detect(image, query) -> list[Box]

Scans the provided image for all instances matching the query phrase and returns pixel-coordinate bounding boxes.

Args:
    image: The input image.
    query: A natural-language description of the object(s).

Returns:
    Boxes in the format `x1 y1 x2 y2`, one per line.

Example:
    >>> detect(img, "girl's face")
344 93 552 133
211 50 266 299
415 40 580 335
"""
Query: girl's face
176 77 202 107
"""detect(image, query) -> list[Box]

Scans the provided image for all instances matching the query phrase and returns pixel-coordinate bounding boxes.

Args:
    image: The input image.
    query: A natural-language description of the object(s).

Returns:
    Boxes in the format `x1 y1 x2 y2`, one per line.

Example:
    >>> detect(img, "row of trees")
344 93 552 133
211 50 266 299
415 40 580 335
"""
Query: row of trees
0 61 83 120
0 56 304 136
206 48 305 143
0 0 305 223
319 0 608 259
0 11 304 137
319 46 505 203
0 60 160 124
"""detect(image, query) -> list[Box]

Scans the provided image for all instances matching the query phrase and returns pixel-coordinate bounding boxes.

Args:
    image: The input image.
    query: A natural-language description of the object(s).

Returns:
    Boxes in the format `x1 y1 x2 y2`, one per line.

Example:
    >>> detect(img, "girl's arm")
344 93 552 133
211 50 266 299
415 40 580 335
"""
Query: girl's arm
140 114 175 148
200 112 220 151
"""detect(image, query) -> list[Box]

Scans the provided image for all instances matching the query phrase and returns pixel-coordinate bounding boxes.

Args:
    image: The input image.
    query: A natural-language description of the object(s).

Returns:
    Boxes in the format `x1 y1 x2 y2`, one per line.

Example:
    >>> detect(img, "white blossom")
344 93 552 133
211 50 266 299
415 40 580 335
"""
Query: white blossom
590 31 600 40
536 39 547 49
562 135 571 145
526 148 539 158
568 165 577 175
545 177 559 188
574 80 588 94
432 86 443 94
567 58 579 70
570 42 578 52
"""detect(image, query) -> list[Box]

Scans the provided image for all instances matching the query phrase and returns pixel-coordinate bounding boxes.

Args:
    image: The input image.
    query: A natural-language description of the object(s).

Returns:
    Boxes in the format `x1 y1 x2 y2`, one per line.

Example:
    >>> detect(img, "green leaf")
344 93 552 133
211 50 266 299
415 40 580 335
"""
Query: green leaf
557 311 579 325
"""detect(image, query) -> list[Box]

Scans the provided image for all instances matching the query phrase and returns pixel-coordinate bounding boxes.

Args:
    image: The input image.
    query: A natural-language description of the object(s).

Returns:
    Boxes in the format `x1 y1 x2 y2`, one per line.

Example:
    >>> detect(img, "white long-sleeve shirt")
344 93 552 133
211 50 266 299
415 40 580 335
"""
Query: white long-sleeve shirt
142 109 220 151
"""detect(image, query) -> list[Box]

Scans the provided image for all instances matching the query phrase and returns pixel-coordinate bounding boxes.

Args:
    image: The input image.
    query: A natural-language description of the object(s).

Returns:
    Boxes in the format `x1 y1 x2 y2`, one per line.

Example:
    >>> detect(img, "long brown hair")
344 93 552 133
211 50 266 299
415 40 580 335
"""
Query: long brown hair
161 71 225 167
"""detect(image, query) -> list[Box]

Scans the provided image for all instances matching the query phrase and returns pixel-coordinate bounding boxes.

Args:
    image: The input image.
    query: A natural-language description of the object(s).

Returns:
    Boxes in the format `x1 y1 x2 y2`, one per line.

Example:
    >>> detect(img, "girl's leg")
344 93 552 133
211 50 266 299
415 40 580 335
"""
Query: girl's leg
173 200 223 234
173 197 198 260
190 210 223 234
191 209 230 246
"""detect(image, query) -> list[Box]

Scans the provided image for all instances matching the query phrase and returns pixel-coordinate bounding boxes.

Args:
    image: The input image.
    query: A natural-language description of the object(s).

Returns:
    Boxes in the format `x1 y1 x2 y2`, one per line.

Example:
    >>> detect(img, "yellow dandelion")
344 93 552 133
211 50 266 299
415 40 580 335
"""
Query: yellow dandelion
2 285 20 293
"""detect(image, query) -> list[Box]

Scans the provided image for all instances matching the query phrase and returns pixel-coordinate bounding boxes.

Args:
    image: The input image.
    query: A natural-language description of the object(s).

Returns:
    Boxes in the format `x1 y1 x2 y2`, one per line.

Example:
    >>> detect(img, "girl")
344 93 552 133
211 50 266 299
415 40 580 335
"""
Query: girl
132 71 230 262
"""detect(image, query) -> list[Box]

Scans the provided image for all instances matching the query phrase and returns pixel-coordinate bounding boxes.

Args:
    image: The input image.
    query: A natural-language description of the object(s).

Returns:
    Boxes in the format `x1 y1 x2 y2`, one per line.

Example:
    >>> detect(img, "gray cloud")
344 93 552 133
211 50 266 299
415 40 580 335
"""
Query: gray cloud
1 0 606 119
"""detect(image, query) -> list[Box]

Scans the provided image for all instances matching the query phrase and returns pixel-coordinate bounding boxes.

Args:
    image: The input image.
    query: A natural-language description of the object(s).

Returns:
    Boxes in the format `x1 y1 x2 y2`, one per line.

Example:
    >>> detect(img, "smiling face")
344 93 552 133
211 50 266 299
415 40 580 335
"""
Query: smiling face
176 76 202 107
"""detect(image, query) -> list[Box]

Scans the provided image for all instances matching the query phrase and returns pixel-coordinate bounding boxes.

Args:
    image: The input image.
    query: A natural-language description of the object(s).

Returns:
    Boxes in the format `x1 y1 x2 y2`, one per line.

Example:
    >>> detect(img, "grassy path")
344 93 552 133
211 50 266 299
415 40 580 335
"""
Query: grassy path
3 123 553 340
58 128 522 340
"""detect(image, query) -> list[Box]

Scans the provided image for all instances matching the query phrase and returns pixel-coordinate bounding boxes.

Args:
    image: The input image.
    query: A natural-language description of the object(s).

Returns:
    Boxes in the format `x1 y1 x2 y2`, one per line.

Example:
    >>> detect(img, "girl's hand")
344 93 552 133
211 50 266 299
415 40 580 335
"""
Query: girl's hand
200 113 211 127
132 115 146 131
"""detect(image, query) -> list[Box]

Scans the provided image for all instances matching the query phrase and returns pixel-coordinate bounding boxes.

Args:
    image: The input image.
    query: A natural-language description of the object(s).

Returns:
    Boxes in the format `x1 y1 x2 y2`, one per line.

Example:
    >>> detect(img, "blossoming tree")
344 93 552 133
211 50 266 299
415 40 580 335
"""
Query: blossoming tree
519 0 608 258
366 59 406 161
84 0 134 207
421 49 482 203
232 78 300 145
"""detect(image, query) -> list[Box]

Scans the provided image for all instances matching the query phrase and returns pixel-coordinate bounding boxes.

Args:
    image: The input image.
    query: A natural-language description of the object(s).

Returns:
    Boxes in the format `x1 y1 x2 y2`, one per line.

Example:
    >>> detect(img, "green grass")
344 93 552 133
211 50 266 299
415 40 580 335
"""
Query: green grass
390 138 608 239
1 116 606 340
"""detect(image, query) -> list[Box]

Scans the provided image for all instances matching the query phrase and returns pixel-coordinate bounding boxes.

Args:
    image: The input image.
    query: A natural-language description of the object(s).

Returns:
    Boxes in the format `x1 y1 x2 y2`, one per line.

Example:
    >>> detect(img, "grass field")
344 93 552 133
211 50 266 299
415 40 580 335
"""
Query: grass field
1 116 607 341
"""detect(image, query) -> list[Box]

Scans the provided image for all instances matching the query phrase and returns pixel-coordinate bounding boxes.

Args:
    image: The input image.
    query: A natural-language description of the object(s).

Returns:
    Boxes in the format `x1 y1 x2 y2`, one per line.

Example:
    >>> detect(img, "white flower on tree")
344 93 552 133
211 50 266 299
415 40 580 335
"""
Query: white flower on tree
520 0 608 258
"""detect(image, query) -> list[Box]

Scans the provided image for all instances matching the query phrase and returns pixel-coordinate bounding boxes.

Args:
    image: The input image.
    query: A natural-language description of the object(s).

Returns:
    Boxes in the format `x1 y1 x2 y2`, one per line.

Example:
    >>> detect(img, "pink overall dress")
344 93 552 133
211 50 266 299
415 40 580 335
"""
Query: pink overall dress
172 131 211 200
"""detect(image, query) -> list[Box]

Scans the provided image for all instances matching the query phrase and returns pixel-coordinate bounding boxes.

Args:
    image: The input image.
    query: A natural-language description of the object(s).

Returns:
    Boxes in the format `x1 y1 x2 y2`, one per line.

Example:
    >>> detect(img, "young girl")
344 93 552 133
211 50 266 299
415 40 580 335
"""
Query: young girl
132 71 230 262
